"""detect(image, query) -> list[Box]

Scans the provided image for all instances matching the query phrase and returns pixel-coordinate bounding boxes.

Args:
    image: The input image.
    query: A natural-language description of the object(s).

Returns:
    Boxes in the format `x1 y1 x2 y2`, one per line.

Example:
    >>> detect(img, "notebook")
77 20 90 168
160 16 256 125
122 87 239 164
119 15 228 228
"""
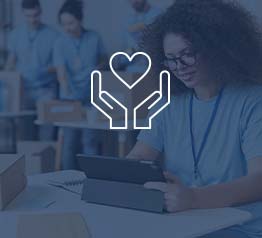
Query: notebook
47 172 86 195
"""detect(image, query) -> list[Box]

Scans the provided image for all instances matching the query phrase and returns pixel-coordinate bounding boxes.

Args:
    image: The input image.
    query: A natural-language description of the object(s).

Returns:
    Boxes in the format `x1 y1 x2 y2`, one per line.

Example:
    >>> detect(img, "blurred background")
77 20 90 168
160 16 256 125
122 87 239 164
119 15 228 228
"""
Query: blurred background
1 0 261 64
0 0 261 175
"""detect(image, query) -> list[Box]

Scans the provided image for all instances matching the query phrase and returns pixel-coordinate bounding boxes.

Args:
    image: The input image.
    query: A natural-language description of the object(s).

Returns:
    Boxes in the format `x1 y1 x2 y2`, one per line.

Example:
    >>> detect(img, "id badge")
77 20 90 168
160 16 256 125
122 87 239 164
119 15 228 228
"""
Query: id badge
191 172 204 187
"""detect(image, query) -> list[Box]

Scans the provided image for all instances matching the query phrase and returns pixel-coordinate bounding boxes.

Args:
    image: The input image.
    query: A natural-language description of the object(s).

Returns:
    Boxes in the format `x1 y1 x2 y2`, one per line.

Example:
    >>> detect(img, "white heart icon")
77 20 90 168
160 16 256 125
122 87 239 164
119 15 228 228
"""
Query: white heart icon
109 52 152 89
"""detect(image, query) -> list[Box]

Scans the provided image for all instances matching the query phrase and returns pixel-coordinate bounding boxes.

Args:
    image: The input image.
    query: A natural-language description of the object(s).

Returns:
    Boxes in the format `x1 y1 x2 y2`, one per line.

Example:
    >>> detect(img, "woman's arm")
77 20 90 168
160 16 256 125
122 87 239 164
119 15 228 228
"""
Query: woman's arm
145 157 262 213
126 141 160 161
56 65 70 96
193 157 262 209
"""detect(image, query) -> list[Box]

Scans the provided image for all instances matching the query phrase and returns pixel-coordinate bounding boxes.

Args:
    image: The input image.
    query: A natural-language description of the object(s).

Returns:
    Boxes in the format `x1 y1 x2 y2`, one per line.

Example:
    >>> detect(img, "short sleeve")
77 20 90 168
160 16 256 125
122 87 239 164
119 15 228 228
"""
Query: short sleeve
137 112 164 152
241 95 262 160
53 39 66 67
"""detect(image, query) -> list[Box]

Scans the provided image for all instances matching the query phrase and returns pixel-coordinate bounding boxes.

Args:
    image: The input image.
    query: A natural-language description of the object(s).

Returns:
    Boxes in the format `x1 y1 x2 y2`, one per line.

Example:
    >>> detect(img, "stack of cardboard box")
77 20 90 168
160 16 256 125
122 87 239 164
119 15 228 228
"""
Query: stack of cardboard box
0 154 27 210
37 100 84 123
17 141 56 175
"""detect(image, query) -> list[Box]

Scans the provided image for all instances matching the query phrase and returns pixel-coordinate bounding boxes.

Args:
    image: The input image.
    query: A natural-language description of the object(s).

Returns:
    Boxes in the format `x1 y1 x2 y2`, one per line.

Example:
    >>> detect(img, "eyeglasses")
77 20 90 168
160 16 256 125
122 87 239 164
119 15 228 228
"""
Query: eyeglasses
163 51 197 71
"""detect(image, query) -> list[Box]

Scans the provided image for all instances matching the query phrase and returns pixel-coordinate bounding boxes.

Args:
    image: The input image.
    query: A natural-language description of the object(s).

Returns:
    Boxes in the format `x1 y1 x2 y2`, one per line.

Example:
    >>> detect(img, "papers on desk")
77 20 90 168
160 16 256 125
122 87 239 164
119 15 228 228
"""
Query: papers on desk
47 171 86 195
7 185 61 210
47 180 84 195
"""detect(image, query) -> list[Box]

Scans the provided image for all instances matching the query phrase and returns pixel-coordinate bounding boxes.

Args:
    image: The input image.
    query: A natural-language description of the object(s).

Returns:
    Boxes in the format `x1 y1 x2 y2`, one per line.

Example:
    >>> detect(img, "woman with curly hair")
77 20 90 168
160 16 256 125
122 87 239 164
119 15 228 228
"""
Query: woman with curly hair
128 0 262 237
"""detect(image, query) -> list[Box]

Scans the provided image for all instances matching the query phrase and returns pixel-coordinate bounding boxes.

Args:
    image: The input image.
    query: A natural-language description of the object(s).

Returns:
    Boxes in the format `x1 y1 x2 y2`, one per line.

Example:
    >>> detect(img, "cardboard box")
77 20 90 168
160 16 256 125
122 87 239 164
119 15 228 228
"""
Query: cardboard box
37 100 84 123
82 178 164 213
91 71 159 121
17 141 56 175
0 72 22 112
0 154 27 210
17 212 91 238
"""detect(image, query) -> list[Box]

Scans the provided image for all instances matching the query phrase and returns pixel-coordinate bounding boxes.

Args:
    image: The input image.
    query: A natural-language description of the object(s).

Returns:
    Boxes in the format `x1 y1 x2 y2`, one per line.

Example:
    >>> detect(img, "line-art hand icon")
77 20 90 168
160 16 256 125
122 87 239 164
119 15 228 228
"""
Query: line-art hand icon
91 52 170 130
91 70 128 129
133 70 170 129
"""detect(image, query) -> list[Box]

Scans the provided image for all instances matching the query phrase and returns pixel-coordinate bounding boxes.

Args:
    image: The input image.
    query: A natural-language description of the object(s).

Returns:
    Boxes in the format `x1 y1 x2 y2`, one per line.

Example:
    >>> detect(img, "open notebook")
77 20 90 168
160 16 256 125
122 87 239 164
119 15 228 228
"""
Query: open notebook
47 172 86 195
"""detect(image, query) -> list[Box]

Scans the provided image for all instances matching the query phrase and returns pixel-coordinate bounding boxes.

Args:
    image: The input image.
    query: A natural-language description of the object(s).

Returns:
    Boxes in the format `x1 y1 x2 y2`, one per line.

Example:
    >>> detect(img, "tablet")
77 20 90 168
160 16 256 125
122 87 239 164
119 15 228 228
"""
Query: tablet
77 155 166 184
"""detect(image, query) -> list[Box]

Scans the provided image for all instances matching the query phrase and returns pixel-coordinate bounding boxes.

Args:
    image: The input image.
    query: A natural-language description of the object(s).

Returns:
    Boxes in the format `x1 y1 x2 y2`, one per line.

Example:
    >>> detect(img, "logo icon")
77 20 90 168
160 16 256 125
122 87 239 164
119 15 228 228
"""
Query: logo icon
91 52 170 130
109 52 152 89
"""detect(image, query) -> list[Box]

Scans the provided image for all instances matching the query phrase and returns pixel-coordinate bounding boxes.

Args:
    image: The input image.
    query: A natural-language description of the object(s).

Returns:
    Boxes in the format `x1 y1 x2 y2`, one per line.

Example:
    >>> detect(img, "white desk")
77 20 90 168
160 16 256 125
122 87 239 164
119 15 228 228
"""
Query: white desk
0 111 36 153
0 170 252 238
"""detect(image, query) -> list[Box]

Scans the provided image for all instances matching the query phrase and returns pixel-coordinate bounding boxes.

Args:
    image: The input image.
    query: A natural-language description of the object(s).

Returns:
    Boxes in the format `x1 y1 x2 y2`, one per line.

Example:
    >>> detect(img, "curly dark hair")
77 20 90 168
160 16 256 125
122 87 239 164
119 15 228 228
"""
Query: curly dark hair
142 0 262 95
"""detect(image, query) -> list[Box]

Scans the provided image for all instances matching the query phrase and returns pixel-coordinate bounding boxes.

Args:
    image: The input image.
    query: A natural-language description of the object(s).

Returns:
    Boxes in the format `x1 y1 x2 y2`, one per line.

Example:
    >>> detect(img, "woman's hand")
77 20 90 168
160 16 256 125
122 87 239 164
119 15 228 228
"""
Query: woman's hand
56 66 72 96
144 172 196 213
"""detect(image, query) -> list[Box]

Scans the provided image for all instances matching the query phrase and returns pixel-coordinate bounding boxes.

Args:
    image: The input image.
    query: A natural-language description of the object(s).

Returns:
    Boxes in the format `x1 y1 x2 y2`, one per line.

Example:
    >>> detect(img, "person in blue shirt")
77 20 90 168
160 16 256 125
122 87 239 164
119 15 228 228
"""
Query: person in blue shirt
128 0 262 237
5 0 58 140
54 0 107 169
118 0 162 72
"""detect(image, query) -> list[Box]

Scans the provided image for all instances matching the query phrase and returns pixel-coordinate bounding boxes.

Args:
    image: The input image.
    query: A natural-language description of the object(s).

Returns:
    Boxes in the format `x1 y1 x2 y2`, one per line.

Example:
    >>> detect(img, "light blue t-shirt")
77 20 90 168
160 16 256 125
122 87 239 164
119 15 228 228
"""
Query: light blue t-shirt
138 83 262 237
53 30 106 104
8 24 58 88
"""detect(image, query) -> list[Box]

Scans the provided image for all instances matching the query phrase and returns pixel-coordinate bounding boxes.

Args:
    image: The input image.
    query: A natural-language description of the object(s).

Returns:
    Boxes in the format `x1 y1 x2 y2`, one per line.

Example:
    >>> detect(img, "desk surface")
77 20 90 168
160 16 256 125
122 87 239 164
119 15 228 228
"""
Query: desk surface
0 111 36 118
1 170 252 238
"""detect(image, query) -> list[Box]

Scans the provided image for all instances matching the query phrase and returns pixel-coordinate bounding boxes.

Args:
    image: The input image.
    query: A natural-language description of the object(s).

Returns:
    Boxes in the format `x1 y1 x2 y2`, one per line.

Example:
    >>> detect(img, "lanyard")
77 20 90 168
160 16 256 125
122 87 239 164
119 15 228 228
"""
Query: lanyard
189 88 224 180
